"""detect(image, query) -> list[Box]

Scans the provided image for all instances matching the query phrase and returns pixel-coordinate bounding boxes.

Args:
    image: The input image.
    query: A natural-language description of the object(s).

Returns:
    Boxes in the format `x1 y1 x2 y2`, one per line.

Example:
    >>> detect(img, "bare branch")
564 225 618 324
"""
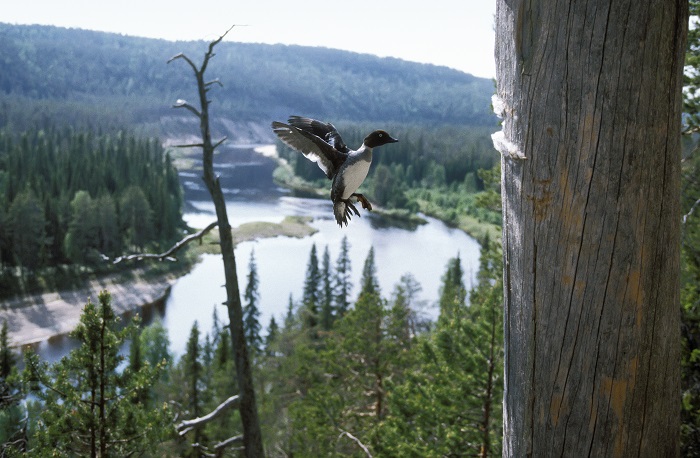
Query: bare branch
176 394 240 436
112 221 218 264
213 136 228 150
167 53 198 73
205 79 224 88
173 143 205 149
214 435 244 451
684 197 700 226
173 99 202 118
337 430 373 458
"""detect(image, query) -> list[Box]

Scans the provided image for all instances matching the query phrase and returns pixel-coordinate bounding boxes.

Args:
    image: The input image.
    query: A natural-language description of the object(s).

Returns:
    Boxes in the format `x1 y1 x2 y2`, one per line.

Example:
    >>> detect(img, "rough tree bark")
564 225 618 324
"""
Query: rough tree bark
169 29 264 457
494 1 687 456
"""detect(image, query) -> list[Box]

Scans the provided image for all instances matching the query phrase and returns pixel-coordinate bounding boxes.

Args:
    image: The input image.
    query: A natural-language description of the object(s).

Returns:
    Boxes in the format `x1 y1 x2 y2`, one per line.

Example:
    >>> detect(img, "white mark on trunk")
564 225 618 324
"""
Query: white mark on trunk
491 130 527 160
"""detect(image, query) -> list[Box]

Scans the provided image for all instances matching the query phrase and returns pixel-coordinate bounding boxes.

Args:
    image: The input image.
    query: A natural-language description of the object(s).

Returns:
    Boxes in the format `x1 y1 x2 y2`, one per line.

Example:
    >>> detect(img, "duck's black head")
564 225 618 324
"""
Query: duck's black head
364 130 399 149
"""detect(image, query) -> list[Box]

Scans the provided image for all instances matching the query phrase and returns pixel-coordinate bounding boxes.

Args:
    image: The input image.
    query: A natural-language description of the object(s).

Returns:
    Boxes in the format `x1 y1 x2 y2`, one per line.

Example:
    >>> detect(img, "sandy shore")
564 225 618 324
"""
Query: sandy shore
0 274 177 347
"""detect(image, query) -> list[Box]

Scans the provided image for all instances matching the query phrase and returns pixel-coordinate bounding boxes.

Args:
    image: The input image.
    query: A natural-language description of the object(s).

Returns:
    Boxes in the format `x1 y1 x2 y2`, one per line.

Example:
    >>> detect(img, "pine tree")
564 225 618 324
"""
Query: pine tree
23 291 168 456
360 246 380 297
243 249 263 355
181 321 205 453
334 236 352 317
302 243 321 336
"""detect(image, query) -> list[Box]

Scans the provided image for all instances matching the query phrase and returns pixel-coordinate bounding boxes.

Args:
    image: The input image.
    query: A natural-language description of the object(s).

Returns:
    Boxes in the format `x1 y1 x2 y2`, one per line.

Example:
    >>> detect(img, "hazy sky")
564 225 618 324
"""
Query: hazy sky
3 0 496 78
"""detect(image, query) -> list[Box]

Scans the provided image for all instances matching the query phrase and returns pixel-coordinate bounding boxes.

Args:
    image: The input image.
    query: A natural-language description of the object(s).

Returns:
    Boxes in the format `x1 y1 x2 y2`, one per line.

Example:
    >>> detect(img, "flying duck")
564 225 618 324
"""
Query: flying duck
271 116 398 227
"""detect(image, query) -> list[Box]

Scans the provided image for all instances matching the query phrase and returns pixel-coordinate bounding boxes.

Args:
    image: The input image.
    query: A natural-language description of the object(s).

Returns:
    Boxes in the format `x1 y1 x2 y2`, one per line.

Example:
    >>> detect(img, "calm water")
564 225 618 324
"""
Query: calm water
31 147 482 359
164 195 481 356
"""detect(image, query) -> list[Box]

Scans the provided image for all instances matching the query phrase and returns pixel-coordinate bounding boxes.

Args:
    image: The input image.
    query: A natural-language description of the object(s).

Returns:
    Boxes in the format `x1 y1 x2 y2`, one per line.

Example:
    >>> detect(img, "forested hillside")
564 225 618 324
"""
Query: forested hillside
0 128 184 283
0 23 495 133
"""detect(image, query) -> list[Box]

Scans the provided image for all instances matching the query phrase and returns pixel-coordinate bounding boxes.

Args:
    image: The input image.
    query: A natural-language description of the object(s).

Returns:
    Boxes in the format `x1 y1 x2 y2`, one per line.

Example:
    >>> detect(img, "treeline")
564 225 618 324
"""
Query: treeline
0 127 184 274
0 236 504 456
0 23 496 131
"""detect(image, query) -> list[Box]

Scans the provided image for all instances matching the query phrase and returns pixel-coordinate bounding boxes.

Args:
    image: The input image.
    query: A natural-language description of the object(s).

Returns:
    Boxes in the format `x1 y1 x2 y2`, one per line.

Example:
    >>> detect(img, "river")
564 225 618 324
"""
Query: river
33 145 482 360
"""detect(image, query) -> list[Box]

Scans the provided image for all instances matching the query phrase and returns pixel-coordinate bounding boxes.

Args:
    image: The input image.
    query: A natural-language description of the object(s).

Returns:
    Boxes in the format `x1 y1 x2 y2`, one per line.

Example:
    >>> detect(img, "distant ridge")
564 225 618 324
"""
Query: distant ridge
0 23 495 133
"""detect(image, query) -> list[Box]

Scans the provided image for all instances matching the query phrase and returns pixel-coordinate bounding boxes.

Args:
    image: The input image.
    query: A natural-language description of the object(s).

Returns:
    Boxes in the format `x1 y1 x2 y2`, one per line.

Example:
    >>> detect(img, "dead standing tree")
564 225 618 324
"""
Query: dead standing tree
168 28 264 457
494 0 686 456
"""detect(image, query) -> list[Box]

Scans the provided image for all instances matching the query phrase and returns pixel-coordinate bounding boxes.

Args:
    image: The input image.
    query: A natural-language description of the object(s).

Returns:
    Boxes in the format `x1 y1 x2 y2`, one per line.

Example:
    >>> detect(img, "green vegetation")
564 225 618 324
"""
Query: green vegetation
23 292 169 456
682 2 700 454
0 127 186 297
0 234 504 456
275 122 502 241
0 23 495 132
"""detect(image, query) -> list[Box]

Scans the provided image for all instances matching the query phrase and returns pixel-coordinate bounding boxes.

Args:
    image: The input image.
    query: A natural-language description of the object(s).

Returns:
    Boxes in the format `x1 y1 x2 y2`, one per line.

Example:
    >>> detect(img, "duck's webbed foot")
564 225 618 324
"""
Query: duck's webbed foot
352 193 373 211
334 199 361 227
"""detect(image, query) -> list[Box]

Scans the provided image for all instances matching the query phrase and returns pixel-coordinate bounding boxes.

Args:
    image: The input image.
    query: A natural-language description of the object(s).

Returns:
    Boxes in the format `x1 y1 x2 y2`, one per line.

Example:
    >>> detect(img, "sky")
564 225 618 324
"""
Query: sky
2 0 496 78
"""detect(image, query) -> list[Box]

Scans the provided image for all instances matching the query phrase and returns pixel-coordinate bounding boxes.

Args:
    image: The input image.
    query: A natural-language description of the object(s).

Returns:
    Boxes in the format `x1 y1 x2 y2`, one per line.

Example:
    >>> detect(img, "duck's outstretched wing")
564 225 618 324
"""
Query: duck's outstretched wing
271 120 348 179
287 116 351 154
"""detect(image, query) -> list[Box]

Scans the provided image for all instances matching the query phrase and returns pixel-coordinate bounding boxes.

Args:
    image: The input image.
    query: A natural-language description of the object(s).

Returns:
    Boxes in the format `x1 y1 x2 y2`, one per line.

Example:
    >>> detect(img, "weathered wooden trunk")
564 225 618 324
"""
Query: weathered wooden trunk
494 0 687 456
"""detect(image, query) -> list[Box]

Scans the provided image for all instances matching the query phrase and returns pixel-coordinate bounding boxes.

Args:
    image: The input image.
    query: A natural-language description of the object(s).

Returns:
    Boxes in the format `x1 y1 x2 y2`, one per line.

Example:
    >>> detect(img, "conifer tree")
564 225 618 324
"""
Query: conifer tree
23 291 168 456
265 317 279 357
0 320 23 455
302 243 321 336
360 246 380 296
378 244 503 456
334 236 352 317
181 321 205 453
320 245 334 331
119 185 154 252
438 253 467 321
243 249 263 355
6 188 45 273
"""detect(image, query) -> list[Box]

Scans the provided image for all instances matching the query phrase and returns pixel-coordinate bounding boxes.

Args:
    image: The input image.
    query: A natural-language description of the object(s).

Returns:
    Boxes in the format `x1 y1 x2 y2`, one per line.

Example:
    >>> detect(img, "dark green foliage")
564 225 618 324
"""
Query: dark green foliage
0 320 24 455
243 249 263 355
320 245 334 331
334 236 352 318
302 243 321 336
378 241 504 457
0 24 495 130
0 127 184 274
682 3 700 454
23 291 169 456
680 0 700 457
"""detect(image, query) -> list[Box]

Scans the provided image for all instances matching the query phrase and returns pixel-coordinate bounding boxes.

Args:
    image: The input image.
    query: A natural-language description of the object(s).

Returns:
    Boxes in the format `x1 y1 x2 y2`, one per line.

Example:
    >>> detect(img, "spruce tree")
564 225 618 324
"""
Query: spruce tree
360 246 380 297
243 249 262 355
320 245 334 331
302 243 321 336
334 236 352 317
265 316 279 357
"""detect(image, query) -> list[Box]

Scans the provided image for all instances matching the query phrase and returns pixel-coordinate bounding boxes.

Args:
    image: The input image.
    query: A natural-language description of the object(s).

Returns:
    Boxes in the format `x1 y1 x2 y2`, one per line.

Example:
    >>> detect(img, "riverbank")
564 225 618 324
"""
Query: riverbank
0 270 177 346
0 215 319 348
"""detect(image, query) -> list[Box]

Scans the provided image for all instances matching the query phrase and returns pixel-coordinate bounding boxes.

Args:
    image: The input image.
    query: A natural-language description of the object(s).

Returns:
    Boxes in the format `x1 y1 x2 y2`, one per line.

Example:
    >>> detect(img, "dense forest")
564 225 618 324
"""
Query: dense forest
0 235 504 456
0 127 184 294
0 23 495 132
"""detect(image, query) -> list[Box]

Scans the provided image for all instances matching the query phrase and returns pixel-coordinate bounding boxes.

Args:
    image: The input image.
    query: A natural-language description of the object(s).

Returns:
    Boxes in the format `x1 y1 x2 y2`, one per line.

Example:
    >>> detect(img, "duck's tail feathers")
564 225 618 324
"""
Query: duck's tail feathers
334 200 360 227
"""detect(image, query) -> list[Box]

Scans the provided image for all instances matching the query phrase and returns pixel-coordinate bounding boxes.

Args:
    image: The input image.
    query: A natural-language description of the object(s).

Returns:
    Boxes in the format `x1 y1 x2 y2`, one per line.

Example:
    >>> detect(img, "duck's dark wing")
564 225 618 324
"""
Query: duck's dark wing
271 120 348 179
287 116 351 154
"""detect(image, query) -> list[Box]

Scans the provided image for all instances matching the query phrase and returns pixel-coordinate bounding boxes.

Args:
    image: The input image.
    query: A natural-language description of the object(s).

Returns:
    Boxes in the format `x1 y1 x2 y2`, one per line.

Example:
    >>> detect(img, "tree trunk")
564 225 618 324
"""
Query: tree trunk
494 1 687 456
170 31 265 457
